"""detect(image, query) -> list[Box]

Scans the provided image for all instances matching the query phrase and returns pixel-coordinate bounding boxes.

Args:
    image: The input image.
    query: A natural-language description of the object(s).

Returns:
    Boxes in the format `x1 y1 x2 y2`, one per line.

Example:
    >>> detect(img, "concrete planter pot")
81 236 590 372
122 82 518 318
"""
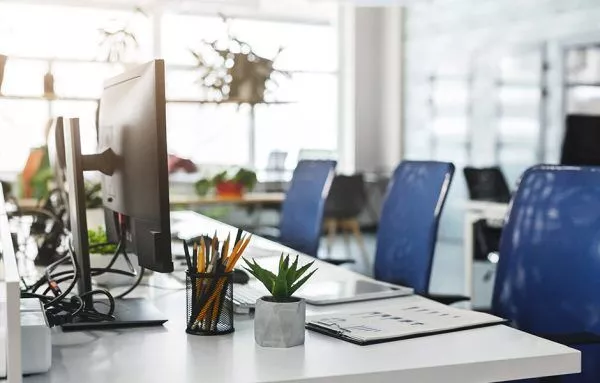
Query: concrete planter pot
254 296 306 348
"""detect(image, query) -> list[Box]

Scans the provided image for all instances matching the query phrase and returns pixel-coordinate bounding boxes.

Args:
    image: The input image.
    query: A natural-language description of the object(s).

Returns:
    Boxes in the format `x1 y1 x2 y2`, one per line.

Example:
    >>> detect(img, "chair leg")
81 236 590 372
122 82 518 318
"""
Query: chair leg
340 221 352 256
347 218 370 267
325 219 337 256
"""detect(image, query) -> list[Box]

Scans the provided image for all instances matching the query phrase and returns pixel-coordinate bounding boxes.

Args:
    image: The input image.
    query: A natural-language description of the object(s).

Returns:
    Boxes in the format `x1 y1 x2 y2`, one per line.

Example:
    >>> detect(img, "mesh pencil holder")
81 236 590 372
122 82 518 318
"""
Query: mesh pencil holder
186 271 234 335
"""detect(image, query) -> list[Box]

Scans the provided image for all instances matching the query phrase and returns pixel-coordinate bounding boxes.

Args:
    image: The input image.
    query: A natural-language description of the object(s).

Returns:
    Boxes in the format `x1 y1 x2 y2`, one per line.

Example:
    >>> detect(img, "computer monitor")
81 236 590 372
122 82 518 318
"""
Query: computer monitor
47 117 66 194
561 114 600 166
97 60 172 273
61 59 172 329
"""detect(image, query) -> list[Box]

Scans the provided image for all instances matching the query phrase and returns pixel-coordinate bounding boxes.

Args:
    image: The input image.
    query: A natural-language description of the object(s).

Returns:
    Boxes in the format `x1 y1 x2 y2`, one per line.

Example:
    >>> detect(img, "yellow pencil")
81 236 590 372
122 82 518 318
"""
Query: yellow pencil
198 241 206 273
221 234 231 265
227 235 252 271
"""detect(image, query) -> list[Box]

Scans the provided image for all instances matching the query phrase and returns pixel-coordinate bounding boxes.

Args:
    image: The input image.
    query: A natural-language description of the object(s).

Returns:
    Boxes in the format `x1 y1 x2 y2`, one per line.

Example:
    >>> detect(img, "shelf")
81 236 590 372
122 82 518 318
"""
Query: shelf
0 94 99 102
0 95 296 105
496 80 542 87
166 99 296 105
565 82 600 88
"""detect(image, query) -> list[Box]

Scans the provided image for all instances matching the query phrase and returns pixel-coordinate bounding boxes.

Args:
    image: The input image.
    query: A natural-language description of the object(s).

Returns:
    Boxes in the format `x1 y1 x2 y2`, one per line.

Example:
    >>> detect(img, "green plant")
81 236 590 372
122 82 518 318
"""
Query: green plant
194 179 212 196
98 7 147 63
243 254 317 301
233 168 257 191
212 168 257 190
189 15 288 104
212 170 228 185
194 168 258 196
88 227 117 254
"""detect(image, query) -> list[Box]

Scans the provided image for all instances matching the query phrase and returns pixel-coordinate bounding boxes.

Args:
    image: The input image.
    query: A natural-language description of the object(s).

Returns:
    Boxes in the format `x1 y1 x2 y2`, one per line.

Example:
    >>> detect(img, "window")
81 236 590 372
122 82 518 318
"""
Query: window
0 3 151 173
0 4 338 175
161 13 338 170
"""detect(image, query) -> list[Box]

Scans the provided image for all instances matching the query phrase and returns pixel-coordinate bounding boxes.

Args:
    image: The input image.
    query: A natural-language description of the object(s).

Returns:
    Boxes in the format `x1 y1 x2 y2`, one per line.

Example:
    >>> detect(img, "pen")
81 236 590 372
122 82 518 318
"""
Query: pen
192 242 197 273
234 228 243 247
183 240 192 271
212 231 218 262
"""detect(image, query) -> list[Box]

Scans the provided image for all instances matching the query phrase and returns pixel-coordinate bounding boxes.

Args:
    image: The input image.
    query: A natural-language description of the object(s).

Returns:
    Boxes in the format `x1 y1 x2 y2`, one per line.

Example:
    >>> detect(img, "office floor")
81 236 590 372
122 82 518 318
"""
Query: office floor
320 235 495 307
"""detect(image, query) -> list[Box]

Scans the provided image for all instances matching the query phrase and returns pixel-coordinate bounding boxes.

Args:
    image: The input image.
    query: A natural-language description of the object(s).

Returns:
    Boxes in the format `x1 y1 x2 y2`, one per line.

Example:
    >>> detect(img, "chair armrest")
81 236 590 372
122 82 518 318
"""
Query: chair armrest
421 293 471 305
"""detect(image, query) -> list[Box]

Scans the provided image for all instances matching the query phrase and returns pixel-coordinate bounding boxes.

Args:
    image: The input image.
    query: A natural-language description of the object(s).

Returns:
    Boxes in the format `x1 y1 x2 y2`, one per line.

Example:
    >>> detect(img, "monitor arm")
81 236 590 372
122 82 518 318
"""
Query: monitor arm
81 148 117 176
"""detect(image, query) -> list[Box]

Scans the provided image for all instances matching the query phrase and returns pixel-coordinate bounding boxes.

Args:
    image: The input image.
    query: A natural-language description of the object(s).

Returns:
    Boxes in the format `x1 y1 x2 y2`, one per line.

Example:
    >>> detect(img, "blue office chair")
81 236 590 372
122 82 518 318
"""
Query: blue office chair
261 160 336 258
492 165 600 383
373 161 465 303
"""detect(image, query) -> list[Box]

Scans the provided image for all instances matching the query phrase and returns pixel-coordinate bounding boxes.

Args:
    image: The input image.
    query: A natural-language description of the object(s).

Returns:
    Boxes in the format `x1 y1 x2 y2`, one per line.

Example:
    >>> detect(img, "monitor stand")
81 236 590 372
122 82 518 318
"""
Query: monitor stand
61 117 168 331
61 298 167 331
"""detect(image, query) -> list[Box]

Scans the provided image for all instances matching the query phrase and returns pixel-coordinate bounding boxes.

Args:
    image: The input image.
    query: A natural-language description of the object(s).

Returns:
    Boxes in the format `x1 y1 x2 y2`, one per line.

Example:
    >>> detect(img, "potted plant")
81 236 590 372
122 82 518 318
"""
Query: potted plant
189 15 288 104
98 7 146 63
194 168 257 198
243 254 317 348
88 227 136 287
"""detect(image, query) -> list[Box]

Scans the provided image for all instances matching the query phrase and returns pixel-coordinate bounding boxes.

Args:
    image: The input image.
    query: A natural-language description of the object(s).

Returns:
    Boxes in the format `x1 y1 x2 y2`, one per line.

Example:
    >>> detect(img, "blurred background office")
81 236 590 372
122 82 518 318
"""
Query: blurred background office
3 0 600 311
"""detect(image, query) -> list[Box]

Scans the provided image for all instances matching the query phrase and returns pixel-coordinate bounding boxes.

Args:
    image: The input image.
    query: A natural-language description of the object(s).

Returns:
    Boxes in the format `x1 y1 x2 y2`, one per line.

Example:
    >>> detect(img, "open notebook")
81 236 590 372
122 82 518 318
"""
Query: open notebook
306 300 506 346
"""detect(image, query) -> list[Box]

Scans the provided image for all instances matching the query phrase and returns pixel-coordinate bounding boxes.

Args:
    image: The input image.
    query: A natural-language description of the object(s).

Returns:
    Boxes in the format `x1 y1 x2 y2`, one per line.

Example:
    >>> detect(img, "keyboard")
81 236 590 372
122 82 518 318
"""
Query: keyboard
232 284 265 314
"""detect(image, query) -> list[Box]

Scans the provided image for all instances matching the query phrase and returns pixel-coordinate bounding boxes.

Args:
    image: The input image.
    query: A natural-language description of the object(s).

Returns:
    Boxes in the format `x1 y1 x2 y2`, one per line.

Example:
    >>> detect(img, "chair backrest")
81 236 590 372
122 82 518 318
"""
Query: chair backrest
324 174 367 219
463 166 511 203
561 114 600 166
374 161 454 294
492 165 600 336
279 160 336 257
266 151 288 171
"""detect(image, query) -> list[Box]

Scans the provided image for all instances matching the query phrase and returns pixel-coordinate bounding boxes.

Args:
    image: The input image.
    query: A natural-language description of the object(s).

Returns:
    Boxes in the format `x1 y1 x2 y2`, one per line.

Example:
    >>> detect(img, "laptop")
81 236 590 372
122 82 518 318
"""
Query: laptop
297 279 413 305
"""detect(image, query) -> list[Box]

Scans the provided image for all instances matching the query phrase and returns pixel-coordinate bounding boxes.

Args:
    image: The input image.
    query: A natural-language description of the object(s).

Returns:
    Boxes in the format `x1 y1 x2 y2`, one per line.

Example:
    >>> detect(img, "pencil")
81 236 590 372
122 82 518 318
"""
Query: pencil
227 235 252 271
199 240 206 273
221 234 231 265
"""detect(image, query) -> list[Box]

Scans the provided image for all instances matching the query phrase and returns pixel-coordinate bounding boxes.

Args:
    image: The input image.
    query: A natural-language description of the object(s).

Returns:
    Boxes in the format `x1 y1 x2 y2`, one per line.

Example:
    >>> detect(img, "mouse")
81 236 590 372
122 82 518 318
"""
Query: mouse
233 269 249 285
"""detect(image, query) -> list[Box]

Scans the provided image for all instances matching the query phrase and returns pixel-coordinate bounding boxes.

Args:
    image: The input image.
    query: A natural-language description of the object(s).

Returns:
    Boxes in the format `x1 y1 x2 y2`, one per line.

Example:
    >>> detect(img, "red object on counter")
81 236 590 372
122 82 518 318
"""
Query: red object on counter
215 181 244 198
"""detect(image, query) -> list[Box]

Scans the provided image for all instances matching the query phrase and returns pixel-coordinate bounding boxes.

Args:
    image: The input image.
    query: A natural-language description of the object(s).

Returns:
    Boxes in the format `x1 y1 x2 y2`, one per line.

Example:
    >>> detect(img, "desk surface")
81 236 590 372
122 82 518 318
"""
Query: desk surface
170 192 286 207
18 192 286 210
23 212 579 383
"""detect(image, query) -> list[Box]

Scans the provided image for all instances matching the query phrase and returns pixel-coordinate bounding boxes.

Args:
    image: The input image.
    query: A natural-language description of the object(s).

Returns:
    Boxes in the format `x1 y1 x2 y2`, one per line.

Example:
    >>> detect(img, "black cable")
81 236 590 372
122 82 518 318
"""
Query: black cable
22 212 145 325
43 234 80 308
114 267 144 299
35 267 137 283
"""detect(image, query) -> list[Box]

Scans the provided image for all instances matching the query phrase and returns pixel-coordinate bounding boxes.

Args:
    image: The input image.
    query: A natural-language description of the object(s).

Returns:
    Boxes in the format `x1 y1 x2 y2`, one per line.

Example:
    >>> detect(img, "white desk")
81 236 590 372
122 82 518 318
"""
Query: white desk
463 201 510 297
22 211 579 383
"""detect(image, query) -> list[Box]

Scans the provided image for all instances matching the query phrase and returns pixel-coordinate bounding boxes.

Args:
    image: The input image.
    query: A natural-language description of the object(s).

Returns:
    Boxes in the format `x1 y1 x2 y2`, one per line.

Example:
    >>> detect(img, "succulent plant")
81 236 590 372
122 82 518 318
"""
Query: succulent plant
243 254 317 301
